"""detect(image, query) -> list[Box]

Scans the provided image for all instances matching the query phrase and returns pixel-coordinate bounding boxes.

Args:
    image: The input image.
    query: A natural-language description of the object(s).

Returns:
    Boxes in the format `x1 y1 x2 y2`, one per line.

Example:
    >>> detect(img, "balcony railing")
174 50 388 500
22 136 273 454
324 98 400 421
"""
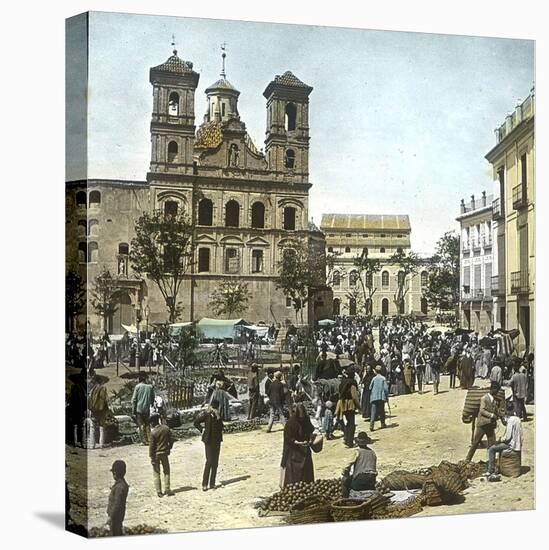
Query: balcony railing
461 288 491 301
482 234 493 247
492 198 504 220
491 275 505 296
472 239 481 251
510 270 529 294
512 183 527 209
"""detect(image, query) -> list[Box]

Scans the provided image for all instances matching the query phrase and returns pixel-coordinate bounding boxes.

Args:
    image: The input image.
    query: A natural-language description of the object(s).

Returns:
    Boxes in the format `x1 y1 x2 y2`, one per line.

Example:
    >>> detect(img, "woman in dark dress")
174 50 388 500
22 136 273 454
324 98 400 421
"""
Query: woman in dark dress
281 403 315 487
360 365 375 419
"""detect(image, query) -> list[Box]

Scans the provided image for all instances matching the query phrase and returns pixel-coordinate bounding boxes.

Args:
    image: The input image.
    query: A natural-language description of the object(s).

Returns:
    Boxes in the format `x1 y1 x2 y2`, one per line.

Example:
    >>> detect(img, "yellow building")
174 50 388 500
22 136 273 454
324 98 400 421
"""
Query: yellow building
486 88 535 354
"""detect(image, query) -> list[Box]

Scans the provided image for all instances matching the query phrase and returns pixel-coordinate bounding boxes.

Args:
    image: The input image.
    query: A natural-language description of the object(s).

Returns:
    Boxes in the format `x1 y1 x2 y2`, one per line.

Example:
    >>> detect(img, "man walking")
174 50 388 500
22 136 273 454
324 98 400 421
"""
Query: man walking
369 366 388 431
445 351 458 389
149 413 175 497
266 371 286 432
194 399 224 491
510 364 528 421
131 373 155 445
490 360 503 386
465 382 503 462
247 364 261 420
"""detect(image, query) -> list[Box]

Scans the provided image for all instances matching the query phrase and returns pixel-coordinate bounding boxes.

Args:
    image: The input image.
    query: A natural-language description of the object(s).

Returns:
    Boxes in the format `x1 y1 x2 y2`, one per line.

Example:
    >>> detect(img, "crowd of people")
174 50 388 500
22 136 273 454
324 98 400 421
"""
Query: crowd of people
66 314 534 536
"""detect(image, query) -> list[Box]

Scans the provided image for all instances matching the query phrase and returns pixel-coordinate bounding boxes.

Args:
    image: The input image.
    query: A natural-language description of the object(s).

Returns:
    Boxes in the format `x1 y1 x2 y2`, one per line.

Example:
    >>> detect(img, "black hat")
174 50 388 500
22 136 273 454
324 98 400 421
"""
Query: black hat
355 432 373 446
110 460 127 477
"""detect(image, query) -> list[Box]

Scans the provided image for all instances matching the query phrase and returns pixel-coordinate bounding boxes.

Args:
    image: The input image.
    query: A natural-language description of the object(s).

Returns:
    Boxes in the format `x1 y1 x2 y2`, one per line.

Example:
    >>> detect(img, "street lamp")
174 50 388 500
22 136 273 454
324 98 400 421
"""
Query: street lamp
135 304 142 372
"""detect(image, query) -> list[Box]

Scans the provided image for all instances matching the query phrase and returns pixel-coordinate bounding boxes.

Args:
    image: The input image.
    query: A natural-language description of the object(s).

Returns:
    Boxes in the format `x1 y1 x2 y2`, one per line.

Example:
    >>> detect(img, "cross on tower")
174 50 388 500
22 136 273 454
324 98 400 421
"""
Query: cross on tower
220 42 227 78
171 34 177 55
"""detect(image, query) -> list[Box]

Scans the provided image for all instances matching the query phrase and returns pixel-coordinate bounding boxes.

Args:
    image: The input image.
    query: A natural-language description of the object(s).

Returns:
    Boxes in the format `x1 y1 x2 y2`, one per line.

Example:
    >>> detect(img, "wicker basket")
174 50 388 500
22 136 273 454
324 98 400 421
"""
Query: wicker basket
431 463 465 496
330 498 374 522
287 495 332 525
499 451 522 478
380 470 429 491
373 494 423 519
421 481 444 506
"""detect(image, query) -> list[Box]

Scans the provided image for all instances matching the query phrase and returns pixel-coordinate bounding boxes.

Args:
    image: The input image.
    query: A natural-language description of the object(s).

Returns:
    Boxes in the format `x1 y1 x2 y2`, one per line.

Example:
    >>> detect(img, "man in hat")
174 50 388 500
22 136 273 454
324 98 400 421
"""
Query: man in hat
247 364 261 420
486 412 523 481
88 373 110 449
510 363 528 421
149 413 175 497
194 399 224 491
266 371 286 432
369 366 388 431
342 431 377 493
107 460 129 536
489 360 503 386
465 382 504 462
131 372 155 445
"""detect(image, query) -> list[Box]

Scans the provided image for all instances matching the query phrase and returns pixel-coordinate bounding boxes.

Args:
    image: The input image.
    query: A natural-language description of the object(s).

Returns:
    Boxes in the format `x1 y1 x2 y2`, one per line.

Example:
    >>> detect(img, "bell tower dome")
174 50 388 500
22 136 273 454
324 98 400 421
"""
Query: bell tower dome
148 46 200 175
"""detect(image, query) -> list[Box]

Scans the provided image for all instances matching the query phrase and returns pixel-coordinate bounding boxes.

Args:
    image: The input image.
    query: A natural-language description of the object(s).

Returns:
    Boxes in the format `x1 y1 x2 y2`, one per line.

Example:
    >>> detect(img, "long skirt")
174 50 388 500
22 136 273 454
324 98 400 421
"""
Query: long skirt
283 447 314 487
360 388 371 418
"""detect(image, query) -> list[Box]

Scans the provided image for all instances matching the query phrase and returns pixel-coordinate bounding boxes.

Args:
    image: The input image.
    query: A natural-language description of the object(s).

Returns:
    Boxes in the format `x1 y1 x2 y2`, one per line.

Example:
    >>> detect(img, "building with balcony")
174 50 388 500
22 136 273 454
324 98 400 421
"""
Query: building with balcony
320 214 430 317
457 191 494 334
485 88 535 354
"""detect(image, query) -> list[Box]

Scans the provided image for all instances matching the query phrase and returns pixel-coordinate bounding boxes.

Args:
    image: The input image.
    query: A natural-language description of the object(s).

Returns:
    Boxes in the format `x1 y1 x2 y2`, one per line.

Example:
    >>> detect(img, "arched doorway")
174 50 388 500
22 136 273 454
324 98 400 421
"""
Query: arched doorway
421 297 428 315
333 298 340 316
381 298 389 316
112 293 133 334
349 297 357 316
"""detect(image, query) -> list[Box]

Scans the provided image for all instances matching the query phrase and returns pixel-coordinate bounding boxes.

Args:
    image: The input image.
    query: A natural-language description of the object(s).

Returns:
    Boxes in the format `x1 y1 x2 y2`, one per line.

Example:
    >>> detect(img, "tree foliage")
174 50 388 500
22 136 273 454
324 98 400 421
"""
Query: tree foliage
210 279 251 319
90 269 119 331
389 249 422 311
352 252 381 315
425 231 460 313
66 270 86 332
130 209 194 323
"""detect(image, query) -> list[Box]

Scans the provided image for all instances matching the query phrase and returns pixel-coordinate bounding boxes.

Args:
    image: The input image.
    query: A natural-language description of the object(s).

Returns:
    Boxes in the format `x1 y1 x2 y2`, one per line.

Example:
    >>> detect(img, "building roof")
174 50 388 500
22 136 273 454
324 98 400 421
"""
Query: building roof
272 71 310 88
151 50 195 74
205 77 239 94
320 214 411 231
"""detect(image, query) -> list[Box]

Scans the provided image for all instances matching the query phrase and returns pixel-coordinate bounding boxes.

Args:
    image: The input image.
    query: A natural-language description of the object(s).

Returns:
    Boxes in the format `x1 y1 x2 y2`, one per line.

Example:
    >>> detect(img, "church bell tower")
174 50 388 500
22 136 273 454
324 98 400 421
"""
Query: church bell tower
263 71 313 183
149 46 200 175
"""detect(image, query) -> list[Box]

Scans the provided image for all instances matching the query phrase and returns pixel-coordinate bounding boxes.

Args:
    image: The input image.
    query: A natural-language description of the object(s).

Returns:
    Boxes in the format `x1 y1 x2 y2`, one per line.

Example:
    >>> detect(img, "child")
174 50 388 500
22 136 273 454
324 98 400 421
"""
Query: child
149 413 175 497
107 460 129 536
322 401 334 440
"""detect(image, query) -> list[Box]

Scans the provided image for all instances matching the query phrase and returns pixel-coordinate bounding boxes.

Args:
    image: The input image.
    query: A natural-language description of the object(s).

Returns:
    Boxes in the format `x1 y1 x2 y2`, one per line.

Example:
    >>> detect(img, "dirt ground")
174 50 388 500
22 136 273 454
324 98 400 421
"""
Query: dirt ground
66 375 535 534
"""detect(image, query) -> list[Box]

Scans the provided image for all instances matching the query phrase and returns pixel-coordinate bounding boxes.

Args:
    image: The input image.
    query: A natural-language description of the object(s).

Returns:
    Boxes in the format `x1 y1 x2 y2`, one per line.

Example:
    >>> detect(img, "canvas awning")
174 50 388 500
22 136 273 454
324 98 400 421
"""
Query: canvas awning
196 318 250 340
318 319 336 327
169 321 194 337
121 324 138 335
241 325 269 338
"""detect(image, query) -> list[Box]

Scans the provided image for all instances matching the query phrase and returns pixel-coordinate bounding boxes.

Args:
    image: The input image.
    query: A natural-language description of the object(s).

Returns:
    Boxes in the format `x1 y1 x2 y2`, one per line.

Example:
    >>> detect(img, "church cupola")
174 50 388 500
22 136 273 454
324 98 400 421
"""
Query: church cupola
148 42 200 175
204 45 240 124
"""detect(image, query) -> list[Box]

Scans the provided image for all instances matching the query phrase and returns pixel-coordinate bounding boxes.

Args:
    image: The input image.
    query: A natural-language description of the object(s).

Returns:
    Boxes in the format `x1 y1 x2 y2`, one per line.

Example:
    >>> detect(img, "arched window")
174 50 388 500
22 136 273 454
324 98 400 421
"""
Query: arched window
285 149 296 169
328 247 333 253
362 247 368 257
225 200 240 227
118 243 129 255
198 199 213 226
87 241 98 263
333 298 341 316
421 297 428 315
349 271 358 286
76 191 87 208
333 271 341 287
89 191 101 207
397 271 405 286
381 298 389 315
168 92 179 115
345 246 351 253
283 207 296 230
381 271 389 286
251 202 265 229
380 247 386 253
421 271 429 287
168 141 178 162
285 103 297 131
349 297 357 316
365 272 373 288
164 200 178 218
88 219 99 236
77 220 87 236
78 242 87 263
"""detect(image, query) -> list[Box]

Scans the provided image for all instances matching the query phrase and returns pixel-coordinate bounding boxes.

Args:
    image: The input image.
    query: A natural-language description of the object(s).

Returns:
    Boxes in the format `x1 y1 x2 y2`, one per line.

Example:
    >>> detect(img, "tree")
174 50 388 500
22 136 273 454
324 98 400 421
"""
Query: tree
130 209 194 323
276 239 325 324
344 286 365 316
351 252 381 316
66 270 86 332
210 279 251 319
326 251 347 288
90 269 119 332
389 249 422 313
425 231 460 315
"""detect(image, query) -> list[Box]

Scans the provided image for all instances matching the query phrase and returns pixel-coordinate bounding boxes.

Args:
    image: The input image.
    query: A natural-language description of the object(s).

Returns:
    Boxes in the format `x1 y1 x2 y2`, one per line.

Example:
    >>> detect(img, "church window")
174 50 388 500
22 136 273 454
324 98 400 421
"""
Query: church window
198 199 213 226
168 92 179 115
76 191 87 208
252 250 264 273
251 202 265 229
283 207 296 230
89 191 101 207
225 200 240 228
164 200 178 218
198 248 210 272
222 102 226 117
168 141 178 162
382 271 389 287
285 149 296 169
285 103 297 131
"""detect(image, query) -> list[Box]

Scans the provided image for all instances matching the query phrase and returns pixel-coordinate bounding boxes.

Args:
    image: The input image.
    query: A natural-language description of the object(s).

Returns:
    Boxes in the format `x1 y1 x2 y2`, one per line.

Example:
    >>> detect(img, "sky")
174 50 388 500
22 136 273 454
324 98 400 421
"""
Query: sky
75 11 535 254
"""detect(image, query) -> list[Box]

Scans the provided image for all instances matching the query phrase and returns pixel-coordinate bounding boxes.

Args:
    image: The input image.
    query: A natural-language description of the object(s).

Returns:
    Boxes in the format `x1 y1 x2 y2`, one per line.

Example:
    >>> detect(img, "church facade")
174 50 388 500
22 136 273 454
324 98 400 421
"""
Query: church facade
66 49 330 333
